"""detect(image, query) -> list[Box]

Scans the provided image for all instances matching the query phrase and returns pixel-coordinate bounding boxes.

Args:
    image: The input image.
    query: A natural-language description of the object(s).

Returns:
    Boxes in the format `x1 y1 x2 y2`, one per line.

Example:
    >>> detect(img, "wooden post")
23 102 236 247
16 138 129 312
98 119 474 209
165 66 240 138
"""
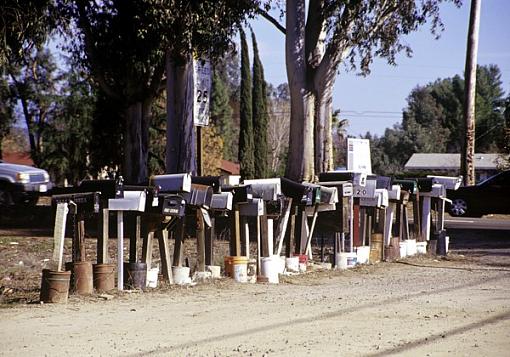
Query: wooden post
141 231 154 269
461 0 481 186
128 214 141 263
173 218 185 267
256 216 261 273
260 215 269 257
53 203 69 271
97 208 109 264
275 198 292 256
117 211 124 291
205 215 215 266
286 207 296 257
412 194 421 240
230 205 241 256
352 198 361 248
421 196 432 241
197 126 203 176
157 229 173 284
196 209 206 271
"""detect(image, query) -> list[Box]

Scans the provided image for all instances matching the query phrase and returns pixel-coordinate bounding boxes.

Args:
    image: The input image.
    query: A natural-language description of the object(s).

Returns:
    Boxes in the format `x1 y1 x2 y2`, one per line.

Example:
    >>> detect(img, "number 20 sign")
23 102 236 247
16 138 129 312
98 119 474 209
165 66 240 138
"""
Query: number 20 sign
193 57 211 127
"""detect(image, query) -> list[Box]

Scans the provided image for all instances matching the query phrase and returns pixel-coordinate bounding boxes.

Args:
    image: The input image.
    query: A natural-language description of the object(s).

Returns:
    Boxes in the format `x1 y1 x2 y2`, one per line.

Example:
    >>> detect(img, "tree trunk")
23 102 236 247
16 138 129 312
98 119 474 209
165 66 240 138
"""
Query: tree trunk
314 86 334 175
166 53 196 174
124 99 150 184
285 0 314 182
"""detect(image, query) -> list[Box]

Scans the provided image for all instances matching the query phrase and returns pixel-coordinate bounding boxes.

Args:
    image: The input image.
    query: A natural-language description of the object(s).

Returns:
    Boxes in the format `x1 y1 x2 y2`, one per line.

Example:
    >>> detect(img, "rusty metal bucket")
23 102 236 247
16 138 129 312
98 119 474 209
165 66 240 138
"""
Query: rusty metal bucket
69 261 94 295
40 269 71 303
93 263 116 292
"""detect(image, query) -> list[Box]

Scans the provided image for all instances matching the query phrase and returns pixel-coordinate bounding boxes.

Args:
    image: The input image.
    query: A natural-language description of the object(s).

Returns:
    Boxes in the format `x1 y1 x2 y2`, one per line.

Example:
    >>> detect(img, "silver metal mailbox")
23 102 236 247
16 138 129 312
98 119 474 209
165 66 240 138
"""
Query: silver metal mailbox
243 178 281 201
239 198 265 216
388 184 401 201
211 192 233 211
353 176 377 198
427 175 462 190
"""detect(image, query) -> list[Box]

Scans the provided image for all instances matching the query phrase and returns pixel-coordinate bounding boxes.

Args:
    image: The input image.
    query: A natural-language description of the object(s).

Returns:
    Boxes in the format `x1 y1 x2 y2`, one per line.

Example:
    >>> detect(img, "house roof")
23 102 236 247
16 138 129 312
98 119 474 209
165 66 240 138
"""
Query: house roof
405 153 501 170
1 152 34 166
221 160 240 175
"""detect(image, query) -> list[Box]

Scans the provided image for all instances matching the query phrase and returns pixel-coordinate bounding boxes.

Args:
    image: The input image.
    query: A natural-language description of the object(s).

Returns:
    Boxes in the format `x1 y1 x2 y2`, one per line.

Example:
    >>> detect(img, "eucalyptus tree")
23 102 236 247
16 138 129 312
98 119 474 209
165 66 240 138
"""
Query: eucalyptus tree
65 0 258 183
259 0 461 181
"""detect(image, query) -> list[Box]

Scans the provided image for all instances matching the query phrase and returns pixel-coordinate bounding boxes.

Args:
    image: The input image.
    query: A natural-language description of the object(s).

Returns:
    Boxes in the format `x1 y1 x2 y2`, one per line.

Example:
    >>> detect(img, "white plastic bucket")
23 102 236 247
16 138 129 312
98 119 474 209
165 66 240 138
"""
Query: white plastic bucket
406 239 417 256
205 265 221 279
399 242 407 258
261 256 280 283
172 266 191 285
285 257 300 273
356 246 370 265
233 263 248 283
277 256 286 274
146 267 159 288
336 252 357 270
416 241 427 255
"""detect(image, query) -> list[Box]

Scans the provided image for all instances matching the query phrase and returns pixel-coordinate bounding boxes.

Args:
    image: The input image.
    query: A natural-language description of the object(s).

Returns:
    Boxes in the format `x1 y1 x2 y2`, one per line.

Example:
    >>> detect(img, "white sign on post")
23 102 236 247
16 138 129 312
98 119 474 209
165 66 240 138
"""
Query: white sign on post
193 57 211 126
347 138 372 174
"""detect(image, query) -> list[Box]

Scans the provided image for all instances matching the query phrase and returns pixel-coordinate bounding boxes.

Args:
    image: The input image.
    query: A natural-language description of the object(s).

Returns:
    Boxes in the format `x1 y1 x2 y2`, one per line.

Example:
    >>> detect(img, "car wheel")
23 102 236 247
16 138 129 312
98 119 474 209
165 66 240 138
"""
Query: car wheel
450 198 468 217
0 189 13 206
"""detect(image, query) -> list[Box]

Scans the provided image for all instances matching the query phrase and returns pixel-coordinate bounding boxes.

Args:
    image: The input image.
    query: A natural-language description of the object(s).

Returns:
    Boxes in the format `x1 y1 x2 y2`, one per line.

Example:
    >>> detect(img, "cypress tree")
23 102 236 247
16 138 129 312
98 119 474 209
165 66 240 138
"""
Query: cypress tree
211 70 235 161
238 29 255 179
251 31 268 178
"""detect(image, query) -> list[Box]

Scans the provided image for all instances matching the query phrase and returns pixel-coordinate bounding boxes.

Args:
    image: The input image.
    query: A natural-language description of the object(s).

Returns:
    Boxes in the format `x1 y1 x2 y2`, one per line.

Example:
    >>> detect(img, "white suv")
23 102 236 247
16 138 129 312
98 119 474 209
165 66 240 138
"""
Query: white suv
0 160 53 205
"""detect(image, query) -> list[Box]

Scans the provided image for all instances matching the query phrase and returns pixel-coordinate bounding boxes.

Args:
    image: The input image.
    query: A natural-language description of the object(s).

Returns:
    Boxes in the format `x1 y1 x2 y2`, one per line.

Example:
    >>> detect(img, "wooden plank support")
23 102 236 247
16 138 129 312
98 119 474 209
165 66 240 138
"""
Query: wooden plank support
260 215 269 257
157 229 173 284
205 216 215 266
173 218 185 267
352 198 361 248
141 231 154 269
285 207 296 257
230 205 241 256
275 198 292 256
196 209 206 272
97 208 109 264
128 214 141 263
304 204 319 258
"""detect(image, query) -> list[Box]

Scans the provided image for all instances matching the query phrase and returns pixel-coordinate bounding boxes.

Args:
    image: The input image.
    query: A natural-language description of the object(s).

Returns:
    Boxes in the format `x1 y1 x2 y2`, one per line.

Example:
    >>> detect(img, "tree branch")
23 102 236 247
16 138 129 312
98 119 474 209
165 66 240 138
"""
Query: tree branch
256 8 286 35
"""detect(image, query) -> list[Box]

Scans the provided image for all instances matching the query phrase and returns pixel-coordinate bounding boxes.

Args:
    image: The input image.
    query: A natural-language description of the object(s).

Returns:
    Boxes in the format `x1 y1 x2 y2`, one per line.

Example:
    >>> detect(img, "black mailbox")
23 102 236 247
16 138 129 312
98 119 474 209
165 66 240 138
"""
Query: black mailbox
266 196 285 217
151 173 191 193
52 192 101 214
393 179 418 195
281 178 316 205
375 176 392 190
223 185 252 204
192 176 221 194
211 192 233 211
78 179 124 198
159 194 186 217
416 178 433 193
182 183 213 208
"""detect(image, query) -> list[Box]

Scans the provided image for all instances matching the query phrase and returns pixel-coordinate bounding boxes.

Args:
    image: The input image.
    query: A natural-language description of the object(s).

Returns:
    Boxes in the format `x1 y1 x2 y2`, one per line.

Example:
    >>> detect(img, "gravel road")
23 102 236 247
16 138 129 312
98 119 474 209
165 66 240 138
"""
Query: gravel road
1 252 509 357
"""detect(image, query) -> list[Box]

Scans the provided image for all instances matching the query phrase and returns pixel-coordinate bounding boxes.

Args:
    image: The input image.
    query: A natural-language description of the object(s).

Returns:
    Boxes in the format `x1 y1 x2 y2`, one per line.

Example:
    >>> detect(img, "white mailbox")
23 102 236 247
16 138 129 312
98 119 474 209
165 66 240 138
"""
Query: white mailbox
360 188 388 208
388 184 401 201
427 175 462 190
108 191 146 212
221 175 241 187
243 178 281 201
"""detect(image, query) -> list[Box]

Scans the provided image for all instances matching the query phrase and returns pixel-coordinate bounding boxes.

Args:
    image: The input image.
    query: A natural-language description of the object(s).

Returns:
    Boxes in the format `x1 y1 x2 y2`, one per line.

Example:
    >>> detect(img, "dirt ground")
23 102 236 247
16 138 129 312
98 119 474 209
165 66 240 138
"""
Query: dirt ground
1 228 509 356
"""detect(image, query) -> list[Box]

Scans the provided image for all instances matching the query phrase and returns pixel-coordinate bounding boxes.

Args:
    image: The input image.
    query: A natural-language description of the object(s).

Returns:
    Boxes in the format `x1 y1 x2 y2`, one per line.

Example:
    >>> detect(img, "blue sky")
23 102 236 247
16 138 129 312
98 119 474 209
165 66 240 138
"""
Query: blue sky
249 0 510 137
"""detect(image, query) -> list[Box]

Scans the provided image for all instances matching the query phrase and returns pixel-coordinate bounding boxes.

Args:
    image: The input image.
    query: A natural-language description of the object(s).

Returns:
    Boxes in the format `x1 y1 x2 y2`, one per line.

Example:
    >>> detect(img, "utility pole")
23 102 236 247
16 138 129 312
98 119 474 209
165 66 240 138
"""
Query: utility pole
461 0 482 186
